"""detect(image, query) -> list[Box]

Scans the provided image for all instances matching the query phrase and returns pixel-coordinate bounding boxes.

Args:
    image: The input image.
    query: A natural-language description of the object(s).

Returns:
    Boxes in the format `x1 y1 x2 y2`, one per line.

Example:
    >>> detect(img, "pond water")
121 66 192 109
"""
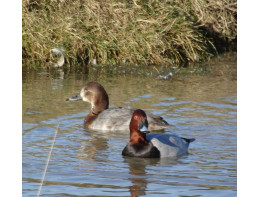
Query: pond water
22 53 237 196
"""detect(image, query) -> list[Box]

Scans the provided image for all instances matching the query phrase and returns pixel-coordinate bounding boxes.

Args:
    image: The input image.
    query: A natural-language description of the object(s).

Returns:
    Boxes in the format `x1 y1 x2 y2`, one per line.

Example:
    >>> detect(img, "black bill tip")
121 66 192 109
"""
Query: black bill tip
66 94 82 101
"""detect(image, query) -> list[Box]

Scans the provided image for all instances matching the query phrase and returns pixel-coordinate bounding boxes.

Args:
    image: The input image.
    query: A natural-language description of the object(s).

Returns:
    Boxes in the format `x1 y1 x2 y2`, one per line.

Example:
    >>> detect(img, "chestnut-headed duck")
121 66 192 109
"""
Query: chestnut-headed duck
66 82 169 131
122 109 195 158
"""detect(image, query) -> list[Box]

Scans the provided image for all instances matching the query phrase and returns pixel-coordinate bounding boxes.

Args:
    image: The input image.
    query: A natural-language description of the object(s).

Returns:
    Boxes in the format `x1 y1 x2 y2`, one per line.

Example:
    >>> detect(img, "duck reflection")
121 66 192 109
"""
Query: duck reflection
123 157 179 197
125 157 158 197
77 129 110 161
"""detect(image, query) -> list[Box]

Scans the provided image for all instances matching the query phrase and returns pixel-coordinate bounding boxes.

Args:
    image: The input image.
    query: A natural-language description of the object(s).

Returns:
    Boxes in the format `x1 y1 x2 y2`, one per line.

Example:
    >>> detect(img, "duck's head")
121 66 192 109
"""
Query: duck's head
66 82 109 112
128 109 150 145
130 109 150 134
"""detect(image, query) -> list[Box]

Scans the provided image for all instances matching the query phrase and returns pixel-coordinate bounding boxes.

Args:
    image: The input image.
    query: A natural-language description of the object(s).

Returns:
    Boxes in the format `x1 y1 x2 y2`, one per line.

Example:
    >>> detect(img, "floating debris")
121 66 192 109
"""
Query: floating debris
92 58 97 65
51 48 65 67
157 72 173 80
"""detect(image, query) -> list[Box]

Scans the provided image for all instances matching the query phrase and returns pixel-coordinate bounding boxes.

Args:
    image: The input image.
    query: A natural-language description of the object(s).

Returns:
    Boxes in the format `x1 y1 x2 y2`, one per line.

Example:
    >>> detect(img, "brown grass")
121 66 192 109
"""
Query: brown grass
22 0 236 68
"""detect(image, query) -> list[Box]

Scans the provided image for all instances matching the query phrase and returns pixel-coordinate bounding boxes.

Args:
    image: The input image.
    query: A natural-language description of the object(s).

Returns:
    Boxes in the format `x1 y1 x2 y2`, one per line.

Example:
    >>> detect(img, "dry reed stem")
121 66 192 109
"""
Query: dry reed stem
23 0 236 68
37 122 60 197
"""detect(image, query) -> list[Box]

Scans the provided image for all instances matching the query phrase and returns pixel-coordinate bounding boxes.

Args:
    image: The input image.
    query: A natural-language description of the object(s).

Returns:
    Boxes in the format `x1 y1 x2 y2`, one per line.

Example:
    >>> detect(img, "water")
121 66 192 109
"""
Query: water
22 53 237 196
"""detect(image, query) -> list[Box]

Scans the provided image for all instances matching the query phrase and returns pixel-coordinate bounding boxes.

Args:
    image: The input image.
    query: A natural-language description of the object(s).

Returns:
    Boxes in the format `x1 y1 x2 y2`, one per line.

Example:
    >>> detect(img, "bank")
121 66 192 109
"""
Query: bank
22 0 236 68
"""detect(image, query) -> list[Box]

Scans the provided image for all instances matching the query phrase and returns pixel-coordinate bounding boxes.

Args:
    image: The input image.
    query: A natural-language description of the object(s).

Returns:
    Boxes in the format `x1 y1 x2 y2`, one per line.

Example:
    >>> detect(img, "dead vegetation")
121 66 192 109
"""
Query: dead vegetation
22 0 237 68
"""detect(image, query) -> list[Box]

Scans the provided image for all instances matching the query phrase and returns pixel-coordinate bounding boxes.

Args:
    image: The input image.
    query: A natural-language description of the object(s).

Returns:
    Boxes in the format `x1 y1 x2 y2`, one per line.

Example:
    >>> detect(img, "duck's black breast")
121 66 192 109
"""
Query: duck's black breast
122 143 160 158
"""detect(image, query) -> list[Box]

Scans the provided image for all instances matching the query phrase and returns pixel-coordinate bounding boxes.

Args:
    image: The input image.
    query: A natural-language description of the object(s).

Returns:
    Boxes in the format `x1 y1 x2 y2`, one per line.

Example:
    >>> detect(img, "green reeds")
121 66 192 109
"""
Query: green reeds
22 0 236 68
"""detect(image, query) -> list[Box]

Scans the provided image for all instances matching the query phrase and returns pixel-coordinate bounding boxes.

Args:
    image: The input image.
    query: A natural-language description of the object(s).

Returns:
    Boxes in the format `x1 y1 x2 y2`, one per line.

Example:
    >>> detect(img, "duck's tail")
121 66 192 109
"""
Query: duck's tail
181 137 195 143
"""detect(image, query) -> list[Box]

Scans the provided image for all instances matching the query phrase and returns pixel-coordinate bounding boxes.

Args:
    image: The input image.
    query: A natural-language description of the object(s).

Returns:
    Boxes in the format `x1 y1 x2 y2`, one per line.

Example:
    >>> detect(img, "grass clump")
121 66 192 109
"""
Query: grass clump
22 0 236 68
190 0 237 50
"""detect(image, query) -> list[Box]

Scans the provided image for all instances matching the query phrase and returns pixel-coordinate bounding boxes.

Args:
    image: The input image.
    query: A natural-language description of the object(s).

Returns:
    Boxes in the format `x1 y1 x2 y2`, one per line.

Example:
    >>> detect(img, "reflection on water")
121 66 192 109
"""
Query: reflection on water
23 53 236 196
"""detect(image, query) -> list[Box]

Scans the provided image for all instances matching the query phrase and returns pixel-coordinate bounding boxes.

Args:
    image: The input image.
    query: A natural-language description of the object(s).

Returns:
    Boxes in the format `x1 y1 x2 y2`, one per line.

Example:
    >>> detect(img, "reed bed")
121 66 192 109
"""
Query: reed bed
22 0 236 68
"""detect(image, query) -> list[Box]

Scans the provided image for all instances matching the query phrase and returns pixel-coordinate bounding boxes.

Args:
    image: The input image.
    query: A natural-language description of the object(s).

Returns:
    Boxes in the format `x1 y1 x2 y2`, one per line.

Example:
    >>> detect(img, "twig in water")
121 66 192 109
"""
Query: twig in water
37 122 60 197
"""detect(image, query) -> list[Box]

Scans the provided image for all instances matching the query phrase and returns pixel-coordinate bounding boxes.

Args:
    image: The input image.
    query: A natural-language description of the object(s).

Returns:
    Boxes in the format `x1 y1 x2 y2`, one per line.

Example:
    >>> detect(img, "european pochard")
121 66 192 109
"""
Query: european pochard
66 82 169 131
122 109 195 158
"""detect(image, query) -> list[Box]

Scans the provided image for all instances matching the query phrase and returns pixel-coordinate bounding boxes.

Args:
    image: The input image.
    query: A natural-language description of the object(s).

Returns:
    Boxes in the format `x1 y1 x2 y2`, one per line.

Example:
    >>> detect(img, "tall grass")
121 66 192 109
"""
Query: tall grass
22 0 236 68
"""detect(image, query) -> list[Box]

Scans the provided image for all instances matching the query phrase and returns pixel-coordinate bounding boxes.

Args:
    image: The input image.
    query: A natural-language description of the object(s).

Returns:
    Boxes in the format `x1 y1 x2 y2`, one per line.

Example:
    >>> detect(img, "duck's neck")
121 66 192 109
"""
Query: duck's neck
129 130 148 145
84 95 108 128
84 110 98 128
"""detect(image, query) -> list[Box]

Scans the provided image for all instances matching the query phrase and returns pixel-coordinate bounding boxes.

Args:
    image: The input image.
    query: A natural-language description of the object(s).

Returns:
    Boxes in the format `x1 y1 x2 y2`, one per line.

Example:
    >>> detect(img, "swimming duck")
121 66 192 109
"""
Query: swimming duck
122 109 195 158
66 82 169 131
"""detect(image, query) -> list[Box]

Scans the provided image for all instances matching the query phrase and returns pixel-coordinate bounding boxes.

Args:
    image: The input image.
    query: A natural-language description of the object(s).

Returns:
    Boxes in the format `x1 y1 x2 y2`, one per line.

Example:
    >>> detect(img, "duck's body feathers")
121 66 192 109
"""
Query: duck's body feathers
89 107 169 131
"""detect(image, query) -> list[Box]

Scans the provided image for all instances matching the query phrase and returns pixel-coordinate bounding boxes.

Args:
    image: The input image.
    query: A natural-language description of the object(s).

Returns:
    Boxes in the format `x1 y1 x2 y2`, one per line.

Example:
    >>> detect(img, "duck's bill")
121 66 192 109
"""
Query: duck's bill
66 94 82 101
139 125 150 134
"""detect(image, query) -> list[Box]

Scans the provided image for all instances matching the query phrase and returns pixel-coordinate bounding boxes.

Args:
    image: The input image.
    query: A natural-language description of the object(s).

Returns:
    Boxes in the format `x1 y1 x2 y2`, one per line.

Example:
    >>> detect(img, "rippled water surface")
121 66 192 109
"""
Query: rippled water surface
23 53 237 196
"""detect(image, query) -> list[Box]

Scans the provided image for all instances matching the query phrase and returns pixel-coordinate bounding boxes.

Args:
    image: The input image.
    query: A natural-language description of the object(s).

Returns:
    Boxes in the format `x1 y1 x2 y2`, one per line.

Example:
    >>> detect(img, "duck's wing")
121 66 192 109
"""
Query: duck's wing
146 112 170 131
147 134 194 157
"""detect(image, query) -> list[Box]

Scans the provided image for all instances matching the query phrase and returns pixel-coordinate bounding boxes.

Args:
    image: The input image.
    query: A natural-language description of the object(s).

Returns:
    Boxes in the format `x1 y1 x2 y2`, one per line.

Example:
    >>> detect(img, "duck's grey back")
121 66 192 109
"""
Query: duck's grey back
89 107 169 131
89 107 133 131
146 134 194 157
